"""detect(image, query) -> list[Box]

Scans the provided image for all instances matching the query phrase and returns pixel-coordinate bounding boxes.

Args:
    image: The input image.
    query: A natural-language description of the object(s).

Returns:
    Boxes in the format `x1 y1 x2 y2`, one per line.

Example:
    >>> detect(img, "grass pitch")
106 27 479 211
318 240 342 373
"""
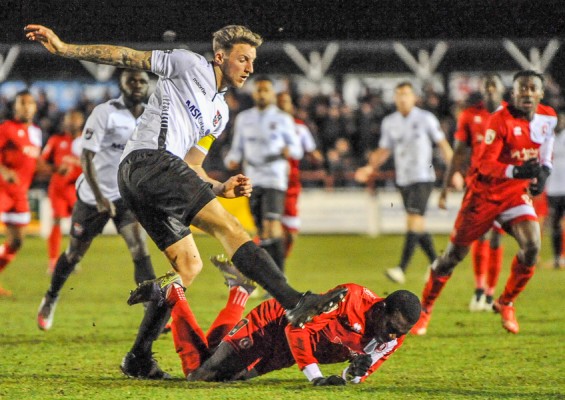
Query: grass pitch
0 234 563 399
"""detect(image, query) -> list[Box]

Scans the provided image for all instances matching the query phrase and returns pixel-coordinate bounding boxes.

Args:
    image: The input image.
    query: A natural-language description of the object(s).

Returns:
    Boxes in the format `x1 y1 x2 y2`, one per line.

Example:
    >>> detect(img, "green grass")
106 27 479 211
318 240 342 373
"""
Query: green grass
0 234 563 399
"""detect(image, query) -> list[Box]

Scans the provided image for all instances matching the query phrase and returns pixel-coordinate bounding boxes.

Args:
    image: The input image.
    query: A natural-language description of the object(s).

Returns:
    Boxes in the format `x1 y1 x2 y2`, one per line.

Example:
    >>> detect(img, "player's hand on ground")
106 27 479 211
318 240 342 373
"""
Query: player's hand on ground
347 353 372 378
25 25 66 55
0 168 19 184
512 158 541 179
438 188 448 210
354 165 374 183
96 197 116 217
312 375 346 386
220 174 252 198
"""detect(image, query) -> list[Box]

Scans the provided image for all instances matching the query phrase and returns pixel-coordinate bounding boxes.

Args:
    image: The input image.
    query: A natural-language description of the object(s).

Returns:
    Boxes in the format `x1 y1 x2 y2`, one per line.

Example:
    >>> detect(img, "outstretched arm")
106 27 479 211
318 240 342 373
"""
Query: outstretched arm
25 24 152 70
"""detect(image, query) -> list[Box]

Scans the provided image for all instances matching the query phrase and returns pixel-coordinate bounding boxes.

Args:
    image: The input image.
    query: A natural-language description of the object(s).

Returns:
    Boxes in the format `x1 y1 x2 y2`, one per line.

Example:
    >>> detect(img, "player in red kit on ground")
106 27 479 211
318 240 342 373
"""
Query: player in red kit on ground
41 109 84 273
412 70 556 335
0 90 42 296
129 255 420 384
276 92 323 257
439 74 506 312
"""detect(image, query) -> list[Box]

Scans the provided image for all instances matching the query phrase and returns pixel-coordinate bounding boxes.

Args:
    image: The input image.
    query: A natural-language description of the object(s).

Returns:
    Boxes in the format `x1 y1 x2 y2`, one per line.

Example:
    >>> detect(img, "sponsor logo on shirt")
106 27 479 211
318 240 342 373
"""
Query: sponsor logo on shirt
192 78 206 95
213 110 222 127
22 145 40 158
111 143 126 151
185 99 205 134
511 148 539 161
473 115 482 123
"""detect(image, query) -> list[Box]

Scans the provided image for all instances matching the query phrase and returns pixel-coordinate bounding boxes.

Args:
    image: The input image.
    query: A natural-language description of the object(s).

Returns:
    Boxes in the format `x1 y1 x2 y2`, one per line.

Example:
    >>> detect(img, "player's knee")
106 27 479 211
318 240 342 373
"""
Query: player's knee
174 254 203 285
521 240 540 266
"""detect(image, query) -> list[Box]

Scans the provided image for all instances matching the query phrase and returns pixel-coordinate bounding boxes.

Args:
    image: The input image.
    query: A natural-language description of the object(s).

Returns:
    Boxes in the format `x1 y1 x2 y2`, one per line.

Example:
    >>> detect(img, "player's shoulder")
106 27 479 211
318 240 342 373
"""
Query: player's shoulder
536 103 557 117
341 283 380 301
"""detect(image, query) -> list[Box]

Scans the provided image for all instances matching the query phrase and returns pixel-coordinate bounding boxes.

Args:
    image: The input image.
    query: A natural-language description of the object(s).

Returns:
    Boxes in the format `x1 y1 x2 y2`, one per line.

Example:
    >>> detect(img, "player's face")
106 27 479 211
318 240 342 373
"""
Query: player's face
252 80 275 109
394 85 416 115
372 308 412 344
63 111 84 136
13 93 37 123
277 93 294 114
121 71 149 105
219 43 256 89
512 76 544 114
481 76 504 108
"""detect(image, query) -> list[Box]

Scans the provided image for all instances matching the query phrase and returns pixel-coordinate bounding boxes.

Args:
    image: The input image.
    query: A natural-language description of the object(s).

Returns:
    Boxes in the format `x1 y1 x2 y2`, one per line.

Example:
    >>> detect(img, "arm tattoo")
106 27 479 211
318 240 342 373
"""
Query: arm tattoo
63 44 151 70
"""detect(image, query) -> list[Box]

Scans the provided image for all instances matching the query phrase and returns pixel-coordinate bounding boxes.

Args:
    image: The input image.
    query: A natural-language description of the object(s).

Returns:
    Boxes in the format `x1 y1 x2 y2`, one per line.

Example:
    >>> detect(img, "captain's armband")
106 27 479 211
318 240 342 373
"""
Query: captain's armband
197 134 217 151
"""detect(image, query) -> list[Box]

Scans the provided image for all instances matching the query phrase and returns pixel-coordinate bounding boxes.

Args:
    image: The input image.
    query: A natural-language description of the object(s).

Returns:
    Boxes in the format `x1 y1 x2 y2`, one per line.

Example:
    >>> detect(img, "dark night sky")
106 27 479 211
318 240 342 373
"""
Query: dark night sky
2 0 565 44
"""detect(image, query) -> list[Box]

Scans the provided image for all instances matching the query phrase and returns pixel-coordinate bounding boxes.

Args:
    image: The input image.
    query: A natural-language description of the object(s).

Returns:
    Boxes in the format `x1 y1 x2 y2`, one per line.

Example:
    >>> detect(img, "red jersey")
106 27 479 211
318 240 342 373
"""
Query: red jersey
41 133 82 188
455 101 506 179
224 283 404 383
0 120 42 191
474 104 556 200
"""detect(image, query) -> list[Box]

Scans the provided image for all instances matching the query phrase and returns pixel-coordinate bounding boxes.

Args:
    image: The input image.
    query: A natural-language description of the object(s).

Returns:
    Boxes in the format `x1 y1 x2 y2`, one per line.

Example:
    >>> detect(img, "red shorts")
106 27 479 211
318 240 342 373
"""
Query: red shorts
282 192 300 232
451 186 537 246
0 186 31 226
531 191 548 218
48 183 77 218
223 300 295 375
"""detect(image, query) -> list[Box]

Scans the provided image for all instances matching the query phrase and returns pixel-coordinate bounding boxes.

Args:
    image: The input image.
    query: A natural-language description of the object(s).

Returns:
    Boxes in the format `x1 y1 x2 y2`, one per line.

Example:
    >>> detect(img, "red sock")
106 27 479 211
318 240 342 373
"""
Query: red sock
169 286 210 377
499 256 535 304
471 240 488 289
206 287 249 349
486 246 503 296
421 270 451 313
48 224 62 261
0 243 18 273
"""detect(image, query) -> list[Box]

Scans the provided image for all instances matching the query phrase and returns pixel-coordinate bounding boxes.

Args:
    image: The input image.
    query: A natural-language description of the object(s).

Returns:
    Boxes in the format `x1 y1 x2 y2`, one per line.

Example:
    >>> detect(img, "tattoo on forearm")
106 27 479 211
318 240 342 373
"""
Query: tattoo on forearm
63 44 151 70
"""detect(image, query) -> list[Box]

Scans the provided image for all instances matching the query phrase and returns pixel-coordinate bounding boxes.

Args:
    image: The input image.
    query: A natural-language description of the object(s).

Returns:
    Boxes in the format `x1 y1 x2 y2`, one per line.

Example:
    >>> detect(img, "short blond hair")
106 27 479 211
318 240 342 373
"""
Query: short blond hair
212 25 263 53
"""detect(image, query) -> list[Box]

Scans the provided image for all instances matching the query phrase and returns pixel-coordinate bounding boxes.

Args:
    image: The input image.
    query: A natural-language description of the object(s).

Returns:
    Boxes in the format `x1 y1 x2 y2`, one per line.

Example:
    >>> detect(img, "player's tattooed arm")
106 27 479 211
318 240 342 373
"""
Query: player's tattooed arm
25 24 152 71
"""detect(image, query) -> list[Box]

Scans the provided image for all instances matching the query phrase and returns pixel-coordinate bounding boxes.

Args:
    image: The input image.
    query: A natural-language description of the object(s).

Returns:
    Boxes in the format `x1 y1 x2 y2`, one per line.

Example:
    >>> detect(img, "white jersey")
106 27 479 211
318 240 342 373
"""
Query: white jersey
225 104 303 191
546 130 565 196
76 96 141 205
379 106 446 186
296 121 317 155
121 49 229 161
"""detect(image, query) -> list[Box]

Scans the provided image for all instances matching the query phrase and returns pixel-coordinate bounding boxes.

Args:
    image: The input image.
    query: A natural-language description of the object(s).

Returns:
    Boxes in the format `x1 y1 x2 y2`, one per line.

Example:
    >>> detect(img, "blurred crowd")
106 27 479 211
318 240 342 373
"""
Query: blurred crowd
1 77 564 191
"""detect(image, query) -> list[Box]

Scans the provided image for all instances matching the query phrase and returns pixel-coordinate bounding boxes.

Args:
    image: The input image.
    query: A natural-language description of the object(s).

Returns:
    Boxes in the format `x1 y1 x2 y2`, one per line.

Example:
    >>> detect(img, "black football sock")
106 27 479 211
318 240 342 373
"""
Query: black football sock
232 241 301 309
398 231 419 272
551 228 562 264
260 238 285 273
130 301 171 358
418 232 438 263
47 253 76 298
133 255 156 285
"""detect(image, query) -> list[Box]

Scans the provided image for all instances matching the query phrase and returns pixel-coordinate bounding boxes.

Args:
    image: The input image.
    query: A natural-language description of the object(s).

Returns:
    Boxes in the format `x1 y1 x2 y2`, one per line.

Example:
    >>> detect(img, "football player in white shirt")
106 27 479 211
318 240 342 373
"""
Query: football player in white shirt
27 24 347 379
37 70 157 332
225 77 303 275
356 82 453 284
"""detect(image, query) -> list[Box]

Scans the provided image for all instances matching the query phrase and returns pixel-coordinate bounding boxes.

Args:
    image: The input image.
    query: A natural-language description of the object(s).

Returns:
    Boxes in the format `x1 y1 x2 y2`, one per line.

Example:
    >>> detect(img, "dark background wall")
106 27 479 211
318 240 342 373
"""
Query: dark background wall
2 0 565 43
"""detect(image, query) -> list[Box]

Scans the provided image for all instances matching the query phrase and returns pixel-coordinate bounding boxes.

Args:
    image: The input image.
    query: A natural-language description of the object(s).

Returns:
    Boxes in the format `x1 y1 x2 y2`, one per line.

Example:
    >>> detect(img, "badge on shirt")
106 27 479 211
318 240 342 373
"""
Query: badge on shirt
85 128 94 140
484 129 496 144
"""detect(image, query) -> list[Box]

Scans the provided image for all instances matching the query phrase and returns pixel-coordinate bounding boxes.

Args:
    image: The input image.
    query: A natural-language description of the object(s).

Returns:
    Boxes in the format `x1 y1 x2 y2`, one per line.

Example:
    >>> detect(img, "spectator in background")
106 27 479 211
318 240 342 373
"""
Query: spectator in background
326 138 357 187
355 81 453 284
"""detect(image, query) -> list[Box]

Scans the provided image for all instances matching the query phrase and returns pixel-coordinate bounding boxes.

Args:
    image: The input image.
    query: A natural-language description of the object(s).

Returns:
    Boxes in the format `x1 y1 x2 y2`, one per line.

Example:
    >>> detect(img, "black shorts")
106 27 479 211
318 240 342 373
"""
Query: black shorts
70 197 137 241
398 182 434 216
118 149 216 251
249 187 285 231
